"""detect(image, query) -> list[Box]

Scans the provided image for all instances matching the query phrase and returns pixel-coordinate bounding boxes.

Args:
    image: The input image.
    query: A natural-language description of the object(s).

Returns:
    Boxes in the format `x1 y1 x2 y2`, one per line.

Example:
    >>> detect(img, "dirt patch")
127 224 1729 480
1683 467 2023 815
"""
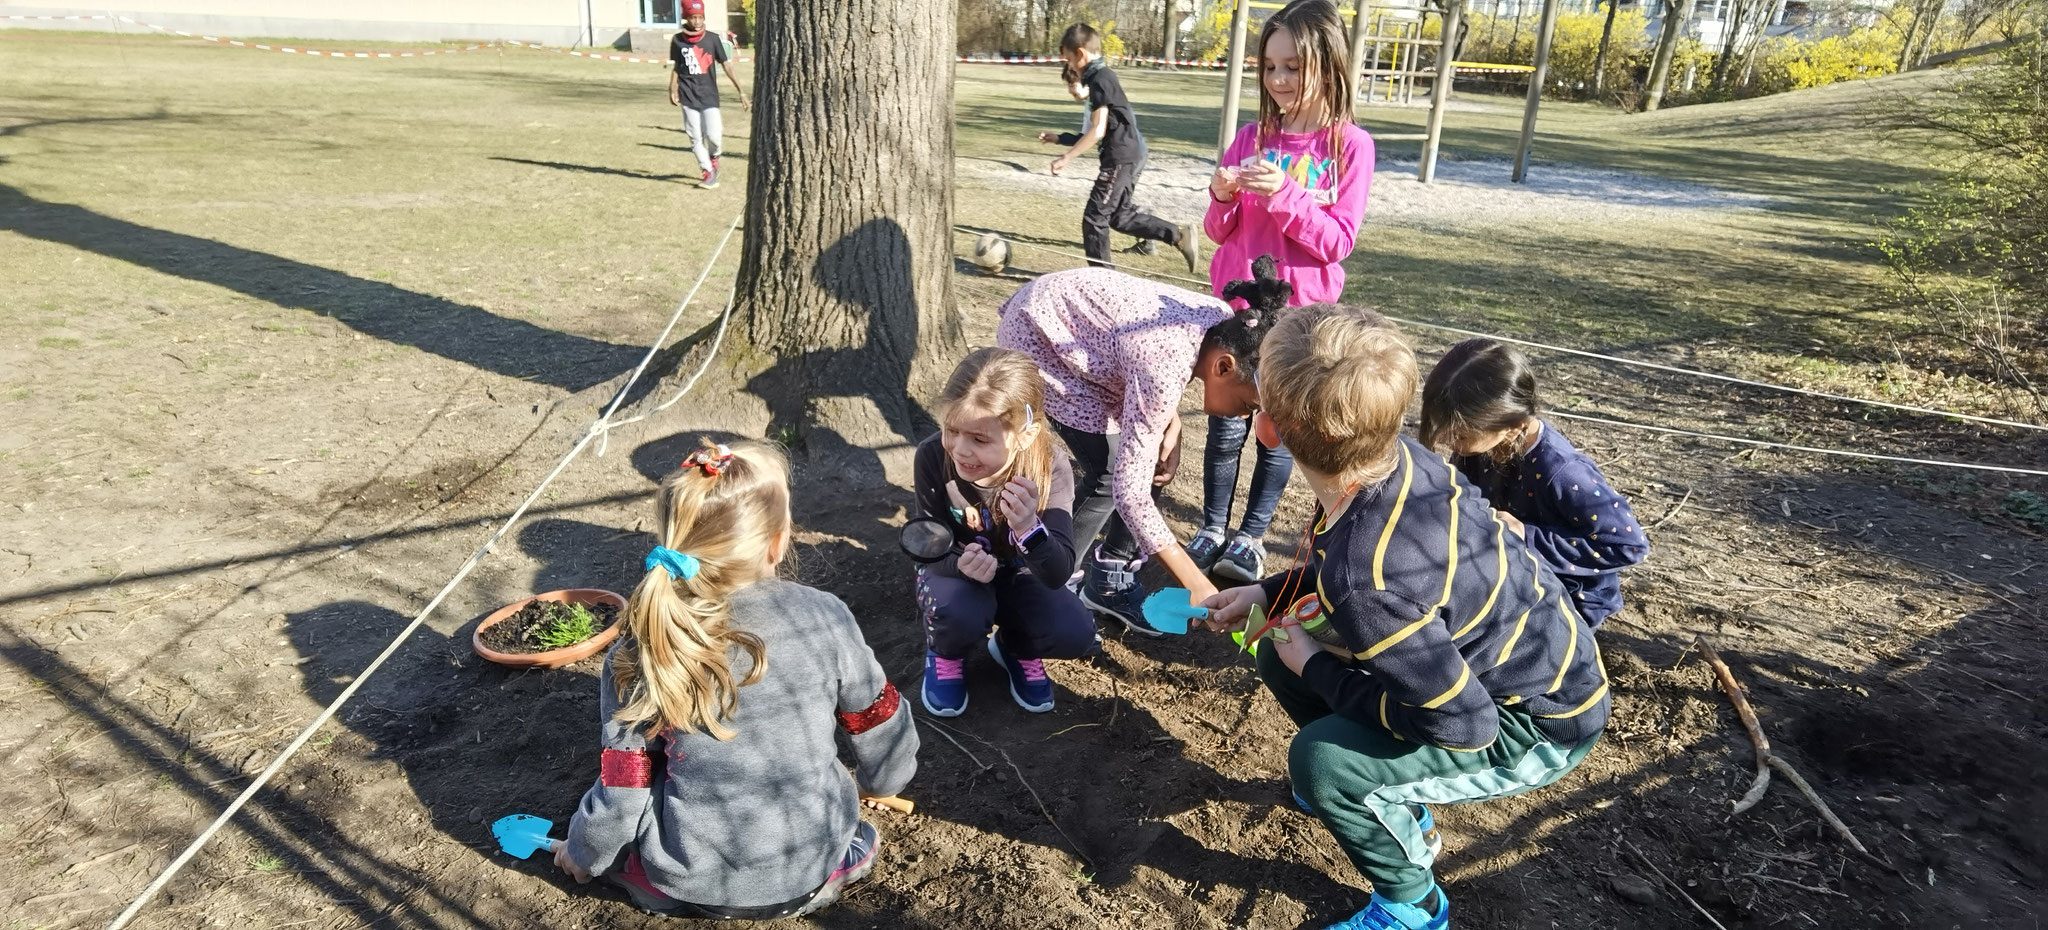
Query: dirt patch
476 600 618 655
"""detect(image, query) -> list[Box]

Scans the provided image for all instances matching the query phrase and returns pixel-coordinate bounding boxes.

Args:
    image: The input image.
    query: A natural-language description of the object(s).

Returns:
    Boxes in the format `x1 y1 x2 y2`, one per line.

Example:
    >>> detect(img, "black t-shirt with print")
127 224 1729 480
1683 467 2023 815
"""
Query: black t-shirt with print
670 30 728 110
1079 59 1145 166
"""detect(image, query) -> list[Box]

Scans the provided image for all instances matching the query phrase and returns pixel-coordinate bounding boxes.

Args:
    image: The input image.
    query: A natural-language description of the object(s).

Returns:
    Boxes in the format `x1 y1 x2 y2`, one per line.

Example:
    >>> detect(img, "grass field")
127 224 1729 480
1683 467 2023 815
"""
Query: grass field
3 28 2045 930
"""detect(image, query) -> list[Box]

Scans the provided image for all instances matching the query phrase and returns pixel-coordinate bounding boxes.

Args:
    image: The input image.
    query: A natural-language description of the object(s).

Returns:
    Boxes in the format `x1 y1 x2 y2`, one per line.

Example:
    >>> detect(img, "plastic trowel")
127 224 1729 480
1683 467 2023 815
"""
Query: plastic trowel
1140 588 1207 635
492 814 561 859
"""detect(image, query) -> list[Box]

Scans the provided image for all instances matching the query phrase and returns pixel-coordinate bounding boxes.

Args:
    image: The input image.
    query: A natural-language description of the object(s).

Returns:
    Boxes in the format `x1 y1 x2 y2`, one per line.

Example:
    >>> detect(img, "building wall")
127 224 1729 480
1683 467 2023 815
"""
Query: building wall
0 1 729 47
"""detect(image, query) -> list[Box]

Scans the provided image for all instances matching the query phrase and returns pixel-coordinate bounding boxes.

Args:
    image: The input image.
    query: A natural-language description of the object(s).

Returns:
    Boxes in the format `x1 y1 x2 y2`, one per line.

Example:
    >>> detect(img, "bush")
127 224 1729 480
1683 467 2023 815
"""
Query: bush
1879 27 2048 411
1454 7 1654 101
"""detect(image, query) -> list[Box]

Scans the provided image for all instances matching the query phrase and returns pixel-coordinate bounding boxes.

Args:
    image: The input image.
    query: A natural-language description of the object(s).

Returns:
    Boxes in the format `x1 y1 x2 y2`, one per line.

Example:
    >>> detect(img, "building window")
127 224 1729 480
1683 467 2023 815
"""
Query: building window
642 0 679 26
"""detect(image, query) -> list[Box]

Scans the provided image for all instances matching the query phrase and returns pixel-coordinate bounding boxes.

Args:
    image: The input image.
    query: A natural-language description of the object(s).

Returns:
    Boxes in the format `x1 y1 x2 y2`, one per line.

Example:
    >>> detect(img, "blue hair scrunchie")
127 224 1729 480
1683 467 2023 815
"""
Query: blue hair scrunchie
644 546 700 580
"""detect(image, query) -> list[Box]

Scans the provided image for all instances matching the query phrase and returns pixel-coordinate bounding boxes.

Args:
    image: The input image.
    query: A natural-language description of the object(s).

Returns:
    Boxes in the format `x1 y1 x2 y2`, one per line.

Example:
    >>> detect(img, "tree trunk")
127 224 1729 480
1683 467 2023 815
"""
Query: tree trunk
1592 0 1621 95
1711 0 1748 92
734 0 963 467
1162 0 1179 67
1644 0 1691 110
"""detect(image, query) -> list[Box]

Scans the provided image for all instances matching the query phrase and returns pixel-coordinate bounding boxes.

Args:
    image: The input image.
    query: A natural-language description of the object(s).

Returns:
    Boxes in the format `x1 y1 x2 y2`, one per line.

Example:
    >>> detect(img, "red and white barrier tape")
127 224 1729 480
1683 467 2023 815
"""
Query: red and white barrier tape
114 15 493 57
1 13 109 20
504 39 755 66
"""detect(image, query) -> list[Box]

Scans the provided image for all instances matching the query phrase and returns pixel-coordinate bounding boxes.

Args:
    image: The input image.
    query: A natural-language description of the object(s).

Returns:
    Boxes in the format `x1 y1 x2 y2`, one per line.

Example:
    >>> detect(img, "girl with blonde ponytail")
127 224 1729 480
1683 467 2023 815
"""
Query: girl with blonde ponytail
555 440 918 920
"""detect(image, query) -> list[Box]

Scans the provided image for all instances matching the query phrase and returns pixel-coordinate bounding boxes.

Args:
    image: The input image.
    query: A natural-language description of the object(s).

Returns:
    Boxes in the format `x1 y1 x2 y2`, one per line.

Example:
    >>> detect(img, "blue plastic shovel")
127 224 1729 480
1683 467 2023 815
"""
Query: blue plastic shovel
1140 588 1208 635
492 814 561 859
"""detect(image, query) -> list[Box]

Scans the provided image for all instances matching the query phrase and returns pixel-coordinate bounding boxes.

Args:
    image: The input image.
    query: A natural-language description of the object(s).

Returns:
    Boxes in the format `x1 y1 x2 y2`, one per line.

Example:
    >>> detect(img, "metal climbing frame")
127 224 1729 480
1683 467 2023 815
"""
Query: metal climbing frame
1220 0 1468 181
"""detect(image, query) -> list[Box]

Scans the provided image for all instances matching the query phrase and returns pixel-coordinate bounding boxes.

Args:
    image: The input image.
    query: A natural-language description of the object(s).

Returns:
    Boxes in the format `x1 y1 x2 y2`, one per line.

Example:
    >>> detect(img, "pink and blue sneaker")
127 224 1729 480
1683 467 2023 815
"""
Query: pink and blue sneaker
987 636 1054 712
921 651 967 717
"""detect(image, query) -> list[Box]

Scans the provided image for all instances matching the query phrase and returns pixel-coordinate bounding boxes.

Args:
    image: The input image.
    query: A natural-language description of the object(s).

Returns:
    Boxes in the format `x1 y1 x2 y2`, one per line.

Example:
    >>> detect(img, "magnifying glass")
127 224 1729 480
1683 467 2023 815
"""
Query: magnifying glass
898 517 988 564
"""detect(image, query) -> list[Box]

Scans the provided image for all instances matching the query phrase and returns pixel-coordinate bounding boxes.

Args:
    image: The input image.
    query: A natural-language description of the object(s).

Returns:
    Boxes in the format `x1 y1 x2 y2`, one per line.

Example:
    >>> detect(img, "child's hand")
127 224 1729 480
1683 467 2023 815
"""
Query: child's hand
957 543 998 583
1210 166 1242 201
945 481 984 532
553 841 592 884
1050 154 1073 175
1272 619 1322 674
997 476 1040 531
1038 131 1060 144
1495 509 1527 538
1200 584 1270 632
669 92 681 107
1239 160 1288 196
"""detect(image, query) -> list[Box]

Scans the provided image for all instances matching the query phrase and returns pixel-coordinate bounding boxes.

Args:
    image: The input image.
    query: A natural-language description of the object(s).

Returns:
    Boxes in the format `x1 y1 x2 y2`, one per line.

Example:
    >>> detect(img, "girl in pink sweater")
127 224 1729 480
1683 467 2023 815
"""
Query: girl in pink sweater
1192 0 1375 584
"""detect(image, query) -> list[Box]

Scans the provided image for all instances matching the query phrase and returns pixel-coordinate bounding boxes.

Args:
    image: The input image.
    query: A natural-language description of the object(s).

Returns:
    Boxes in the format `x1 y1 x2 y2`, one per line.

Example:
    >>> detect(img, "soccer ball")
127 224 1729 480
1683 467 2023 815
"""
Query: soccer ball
971 233 1009 273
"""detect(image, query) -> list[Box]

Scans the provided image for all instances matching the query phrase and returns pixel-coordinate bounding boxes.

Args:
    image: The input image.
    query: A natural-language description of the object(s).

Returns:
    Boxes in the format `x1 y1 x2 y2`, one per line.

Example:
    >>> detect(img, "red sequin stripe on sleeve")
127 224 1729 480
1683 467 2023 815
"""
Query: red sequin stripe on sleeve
599 748 659 789
836 682 902 735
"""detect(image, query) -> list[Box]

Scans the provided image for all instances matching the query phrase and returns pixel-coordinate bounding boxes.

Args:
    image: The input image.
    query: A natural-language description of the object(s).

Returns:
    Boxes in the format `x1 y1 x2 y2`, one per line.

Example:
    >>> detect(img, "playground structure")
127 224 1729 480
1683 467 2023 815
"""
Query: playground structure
1215 0 1555 183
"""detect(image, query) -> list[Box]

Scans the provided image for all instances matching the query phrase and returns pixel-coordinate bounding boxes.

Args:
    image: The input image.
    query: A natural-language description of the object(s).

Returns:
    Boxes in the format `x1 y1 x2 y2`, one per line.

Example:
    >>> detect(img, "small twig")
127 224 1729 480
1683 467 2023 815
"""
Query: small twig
914 716 989 771
924 718 1093 869
1651 486 1695 529
60 842 143 876
1767 756 1871 858
1044 723 1099 741
1694 635 1772 814
1622 837 1730 930
1743 870 1849 898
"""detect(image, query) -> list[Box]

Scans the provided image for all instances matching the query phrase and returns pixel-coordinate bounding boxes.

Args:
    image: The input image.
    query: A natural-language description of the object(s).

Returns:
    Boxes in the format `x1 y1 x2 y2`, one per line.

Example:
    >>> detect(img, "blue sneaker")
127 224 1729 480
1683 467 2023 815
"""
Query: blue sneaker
921 651 967 717
987 636 1055 712
1327 887 1449 930
1412 804 1443 859
1211 535 1266 583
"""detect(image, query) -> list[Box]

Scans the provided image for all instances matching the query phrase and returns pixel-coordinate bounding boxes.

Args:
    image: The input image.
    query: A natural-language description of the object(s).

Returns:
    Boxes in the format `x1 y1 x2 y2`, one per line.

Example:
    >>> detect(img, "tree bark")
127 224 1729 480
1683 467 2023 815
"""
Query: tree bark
1711 0 1752 93
1644 0 1691 110
1162 0 1179 67
734 0 963 463
1592 0 1621 95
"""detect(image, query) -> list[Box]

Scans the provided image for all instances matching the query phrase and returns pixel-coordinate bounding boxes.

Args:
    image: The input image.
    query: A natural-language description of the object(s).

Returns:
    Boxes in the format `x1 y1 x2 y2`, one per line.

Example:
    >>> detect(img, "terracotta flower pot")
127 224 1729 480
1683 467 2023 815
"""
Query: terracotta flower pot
473 588 627 669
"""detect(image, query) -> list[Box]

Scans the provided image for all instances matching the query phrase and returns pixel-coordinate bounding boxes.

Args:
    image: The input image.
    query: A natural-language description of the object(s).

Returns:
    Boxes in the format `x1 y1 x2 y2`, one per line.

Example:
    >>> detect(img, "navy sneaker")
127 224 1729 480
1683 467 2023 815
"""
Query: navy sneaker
987 636 1054 712
793 821 879 916
1326 886 1449 930
1185 527 1226 573
921 651 967 717
1079 551 1166 637
1211 535 1265 584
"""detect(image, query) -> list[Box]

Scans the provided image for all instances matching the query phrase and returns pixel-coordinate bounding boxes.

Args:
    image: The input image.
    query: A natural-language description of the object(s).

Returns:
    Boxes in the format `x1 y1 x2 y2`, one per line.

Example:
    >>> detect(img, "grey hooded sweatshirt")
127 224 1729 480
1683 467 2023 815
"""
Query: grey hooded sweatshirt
563 578 918 907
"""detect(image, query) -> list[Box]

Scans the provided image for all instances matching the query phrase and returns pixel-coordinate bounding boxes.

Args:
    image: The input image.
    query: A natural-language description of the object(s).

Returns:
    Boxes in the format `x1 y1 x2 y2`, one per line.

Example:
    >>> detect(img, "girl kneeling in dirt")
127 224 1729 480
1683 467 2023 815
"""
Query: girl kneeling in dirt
915 347 1101 717
553 440 918 919
1419 338 1649 628
995 258 1294 636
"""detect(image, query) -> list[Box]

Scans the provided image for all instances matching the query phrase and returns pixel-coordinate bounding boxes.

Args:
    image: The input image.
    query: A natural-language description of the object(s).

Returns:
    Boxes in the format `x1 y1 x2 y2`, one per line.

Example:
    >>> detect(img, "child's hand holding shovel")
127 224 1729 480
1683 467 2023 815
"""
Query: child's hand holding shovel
861 794 916 814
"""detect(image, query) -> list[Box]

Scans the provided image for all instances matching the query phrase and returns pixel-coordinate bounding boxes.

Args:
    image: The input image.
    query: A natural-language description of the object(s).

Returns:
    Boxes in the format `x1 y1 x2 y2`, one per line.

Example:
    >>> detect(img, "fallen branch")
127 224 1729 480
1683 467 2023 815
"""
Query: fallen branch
1651 486 1694 529
1694 635 1874 858
1693 635 1772 814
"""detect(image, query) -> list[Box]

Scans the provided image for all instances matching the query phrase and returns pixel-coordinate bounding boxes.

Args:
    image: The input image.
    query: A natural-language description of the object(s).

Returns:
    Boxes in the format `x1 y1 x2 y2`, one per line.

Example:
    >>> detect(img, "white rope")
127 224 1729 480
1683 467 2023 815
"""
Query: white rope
1549 410 2048 477
957 225 2048 434
105 216 745 930
588 215 742 455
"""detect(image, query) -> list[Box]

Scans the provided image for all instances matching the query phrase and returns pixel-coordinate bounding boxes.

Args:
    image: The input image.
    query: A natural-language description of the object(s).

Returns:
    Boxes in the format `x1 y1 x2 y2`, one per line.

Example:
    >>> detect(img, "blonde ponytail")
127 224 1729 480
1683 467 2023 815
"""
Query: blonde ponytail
611 440 790 740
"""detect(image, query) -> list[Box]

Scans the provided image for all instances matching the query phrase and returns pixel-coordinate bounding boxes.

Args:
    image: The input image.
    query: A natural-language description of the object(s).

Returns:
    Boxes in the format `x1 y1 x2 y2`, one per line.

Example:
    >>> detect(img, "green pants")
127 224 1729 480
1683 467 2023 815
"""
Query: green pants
1256 645 1598 902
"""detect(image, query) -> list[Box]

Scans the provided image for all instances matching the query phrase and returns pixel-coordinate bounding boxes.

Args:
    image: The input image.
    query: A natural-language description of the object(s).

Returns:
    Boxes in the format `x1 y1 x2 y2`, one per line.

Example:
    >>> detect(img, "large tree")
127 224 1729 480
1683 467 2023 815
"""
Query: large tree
732 0 964 473
1642 0 1693 111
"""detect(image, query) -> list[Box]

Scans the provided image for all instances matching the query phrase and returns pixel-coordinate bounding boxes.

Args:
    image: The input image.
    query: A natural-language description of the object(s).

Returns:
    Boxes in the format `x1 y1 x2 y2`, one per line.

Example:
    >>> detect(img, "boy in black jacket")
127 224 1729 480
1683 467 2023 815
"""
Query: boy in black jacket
1202 305 1608 930
1039 24 1199 272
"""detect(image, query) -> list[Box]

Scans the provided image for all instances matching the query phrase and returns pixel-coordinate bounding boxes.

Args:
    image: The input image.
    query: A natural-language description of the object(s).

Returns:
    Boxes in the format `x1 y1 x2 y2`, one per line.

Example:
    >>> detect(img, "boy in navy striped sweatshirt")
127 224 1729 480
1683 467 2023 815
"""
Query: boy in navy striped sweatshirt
1202 306 1608 930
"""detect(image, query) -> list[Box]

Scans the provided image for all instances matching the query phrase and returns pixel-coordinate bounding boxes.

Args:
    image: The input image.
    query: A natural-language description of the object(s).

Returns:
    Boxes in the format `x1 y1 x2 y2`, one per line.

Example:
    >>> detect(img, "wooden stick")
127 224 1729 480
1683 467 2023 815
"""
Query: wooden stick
1622 838 1730 930
862 795 915 814
1695 635 1875 857
1693 635 1772 814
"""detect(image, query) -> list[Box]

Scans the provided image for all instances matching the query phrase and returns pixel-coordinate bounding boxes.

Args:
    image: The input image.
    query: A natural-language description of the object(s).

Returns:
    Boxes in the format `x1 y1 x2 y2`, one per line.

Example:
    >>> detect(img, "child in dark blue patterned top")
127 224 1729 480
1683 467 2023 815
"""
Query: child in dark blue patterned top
1419 338 1649 627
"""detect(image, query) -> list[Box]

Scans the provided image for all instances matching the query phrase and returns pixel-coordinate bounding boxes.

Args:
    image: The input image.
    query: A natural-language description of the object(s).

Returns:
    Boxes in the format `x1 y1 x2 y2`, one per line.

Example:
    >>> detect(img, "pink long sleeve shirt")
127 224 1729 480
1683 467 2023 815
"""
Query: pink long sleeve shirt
995 268 1232 556
1205 122 1374 305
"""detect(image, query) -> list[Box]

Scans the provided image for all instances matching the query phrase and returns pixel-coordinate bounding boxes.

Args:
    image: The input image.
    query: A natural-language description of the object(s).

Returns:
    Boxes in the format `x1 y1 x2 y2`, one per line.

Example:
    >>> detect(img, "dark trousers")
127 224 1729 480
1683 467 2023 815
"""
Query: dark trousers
1083 159 1179 266
1053 421 1154 564
1202 414 1294 539
1256 645 1597 903
916 567 1100 660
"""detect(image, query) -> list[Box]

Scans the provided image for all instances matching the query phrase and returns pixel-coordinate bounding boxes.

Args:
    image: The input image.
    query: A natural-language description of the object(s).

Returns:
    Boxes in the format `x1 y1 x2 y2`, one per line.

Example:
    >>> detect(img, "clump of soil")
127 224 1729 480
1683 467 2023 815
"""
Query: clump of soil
479 600 619 655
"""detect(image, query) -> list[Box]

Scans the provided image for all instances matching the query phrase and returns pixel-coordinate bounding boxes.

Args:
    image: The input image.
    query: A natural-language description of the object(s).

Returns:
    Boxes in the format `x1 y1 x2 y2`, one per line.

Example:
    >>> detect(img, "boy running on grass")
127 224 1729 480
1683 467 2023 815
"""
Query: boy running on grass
1202 305 1609 930
669 0 748 189
1037 23 1199 272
